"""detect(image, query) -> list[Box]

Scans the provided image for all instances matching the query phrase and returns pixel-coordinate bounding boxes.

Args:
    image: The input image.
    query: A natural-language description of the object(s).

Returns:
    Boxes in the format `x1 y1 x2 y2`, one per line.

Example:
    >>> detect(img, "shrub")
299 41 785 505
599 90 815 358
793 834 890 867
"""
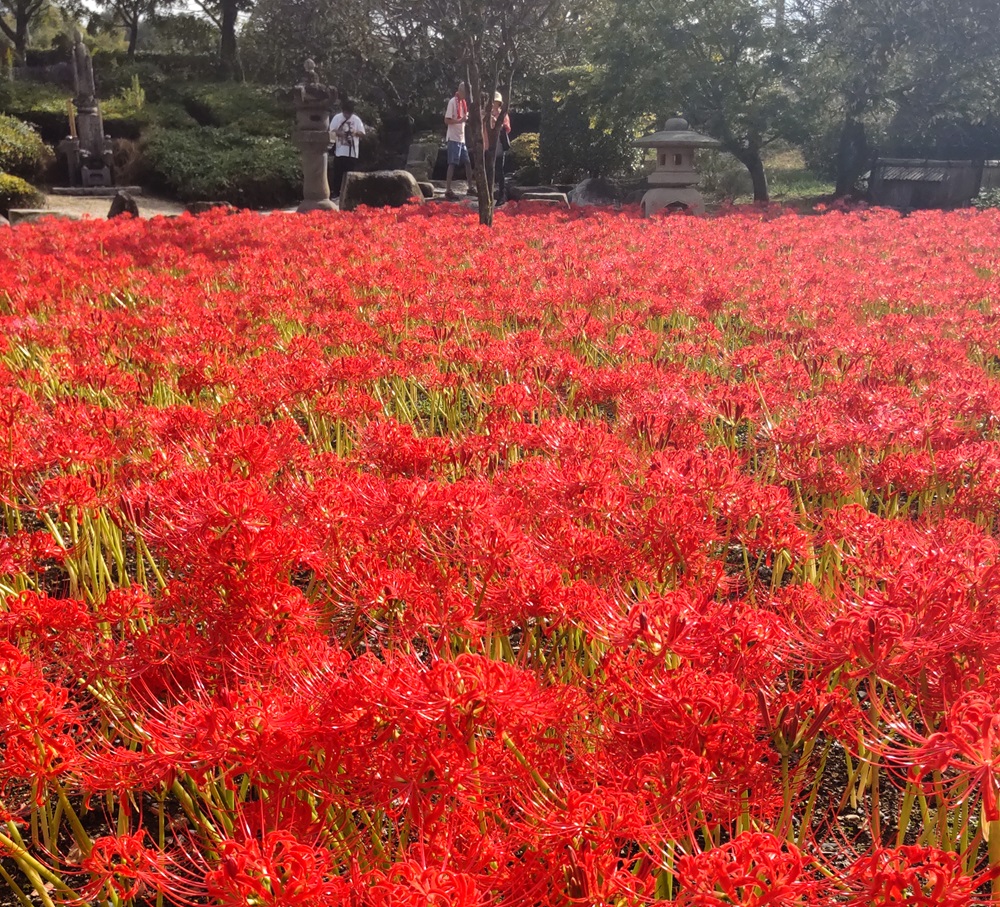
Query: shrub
180 84 288 137
973 188 1000 210
0 172 44 215
539 66 643 183
144 126 301 207
0 114 54 180
697 149 753 199
111 138 151 186
508 132 539 171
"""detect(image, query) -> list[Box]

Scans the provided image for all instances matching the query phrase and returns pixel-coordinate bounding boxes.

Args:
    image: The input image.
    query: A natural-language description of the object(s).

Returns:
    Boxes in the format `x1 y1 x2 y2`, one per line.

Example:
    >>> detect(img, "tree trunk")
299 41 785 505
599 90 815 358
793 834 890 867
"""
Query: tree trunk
0 9 28 59
737 148 769 203
465 53 494 227
127 19 139 58
15 14 29 59
219 0 240 80
835 114 869 198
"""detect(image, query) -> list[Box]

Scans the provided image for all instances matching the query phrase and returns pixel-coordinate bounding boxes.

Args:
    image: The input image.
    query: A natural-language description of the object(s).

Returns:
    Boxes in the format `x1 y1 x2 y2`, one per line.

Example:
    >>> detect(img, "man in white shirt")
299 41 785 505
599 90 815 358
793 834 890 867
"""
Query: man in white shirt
329 99 366 200
444 81 474 201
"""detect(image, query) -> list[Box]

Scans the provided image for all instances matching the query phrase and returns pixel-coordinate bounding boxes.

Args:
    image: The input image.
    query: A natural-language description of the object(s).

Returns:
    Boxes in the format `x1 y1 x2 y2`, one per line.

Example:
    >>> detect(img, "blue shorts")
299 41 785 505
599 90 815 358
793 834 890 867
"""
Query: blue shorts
447 140 470 166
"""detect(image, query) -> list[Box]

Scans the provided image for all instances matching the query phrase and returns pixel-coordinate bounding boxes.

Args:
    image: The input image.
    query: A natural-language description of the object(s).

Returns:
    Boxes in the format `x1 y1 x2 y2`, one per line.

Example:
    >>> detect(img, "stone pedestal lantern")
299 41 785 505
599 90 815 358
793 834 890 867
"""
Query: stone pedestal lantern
292 60 338 213
635 117 720 216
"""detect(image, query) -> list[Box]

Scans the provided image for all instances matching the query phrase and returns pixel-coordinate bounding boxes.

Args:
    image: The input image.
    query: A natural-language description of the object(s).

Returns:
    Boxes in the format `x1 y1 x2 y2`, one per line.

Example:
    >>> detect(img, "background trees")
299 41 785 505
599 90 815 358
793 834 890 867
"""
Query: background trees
597 0 800 202
2 0 999 197
0 0 47 59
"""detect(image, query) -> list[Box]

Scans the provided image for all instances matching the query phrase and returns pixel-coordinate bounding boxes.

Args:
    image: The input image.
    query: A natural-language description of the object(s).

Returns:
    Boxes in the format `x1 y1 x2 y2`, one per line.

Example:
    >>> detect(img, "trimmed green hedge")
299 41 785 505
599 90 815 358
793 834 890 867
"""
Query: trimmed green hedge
0 173 45 215
144 127 301 207
0 114 54 180
180 84 288 137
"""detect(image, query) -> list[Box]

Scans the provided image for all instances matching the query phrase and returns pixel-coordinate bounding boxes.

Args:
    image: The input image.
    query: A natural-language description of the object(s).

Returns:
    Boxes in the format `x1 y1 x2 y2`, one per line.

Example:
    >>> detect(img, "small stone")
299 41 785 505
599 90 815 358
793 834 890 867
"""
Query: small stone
417 181 435 199
108 190 139 218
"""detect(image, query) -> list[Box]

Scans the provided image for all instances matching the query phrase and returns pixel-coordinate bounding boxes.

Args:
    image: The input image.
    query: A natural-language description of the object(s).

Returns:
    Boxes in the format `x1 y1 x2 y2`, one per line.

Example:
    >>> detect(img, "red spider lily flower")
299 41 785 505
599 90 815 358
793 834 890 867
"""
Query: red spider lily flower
0 642 84 797
677 832 827 906
206 831 349 907
78 832 186 902
364 860 483 907
845 845 988 907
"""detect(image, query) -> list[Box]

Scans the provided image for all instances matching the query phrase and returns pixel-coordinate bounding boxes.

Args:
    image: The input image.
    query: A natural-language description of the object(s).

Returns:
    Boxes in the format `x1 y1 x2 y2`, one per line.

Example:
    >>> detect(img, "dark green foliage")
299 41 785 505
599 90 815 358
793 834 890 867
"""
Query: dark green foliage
144 126 300 207
973 189 1000 211
179 83 289 136
539 66 640 182
0 172 44 214
508 131 539 171
0 113 53 179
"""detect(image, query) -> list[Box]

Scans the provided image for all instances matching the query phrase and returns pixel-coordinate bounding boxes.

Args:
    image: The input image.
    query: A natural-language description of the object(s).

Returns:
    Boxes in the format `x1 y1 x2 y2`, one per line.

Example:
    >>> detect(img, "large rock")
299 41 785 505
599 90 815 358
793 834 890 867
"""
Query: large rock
568 177 619 207
340 170 425 212
108 190 139 218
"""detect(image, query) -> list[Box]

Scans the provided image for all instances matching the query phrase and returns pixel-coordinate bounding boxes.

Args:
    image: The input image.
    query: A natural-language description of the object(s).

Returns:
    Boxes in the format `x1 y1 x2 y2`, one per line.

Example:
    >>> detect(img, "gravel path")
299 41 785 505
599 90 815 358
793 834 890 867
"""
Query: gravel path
41 192 187 219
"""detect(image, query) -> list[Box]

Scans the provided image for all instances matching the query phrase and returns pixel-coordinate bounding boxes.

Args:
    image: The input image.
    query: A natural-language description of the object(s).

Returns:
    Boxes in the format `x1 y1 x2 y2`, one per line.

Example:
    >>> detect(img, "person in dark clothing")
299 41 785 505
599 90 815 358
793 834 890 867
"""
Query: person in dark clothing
488 92 511 206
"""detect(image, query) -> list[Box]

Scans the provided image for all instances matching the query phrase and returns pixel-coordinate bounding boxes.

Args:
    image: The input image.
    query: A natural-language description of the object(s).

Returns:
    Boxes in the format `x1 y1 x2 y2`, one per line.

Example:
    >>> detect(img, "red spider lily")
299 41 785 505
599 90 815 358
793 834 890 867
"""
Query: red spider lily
363 860 483 907
676 832 827 905
845 845 989 907
206 831 349 907
77 831 202 903
0 642 85 796
4 206 1000 905
875 689 1000 822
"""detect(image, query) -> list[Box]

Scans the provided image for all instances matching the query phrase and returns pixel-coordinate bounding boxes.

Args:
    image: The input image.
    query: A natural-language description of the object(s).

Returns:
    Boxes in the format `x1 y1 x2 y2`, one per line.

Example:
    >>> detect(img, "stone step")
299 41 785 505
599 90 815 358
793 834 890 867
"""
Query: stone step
7 209 81 225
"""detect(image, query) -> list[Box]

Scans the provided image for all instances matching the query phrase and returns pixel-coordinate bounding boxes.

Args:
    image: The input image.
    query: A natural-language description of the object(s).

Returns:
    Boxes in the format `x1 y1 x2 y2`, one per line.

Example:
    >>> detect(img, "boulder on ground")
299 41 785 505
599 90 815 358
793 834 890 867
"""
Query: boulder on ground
417 181 435 199
108 190 139 218
186 201 237 215
568 177 619 207
340 170 424 212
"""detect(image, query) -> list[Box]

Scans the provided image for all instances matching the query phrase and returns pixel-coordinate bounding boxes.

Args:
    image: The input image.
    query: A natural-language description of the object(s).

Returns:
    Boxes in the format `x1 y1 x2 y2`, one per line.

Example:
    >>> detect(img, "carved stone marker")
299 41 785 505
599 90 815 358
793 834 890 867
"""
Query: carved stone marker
58 31 113 188
292 60 337 213
405 139 441 183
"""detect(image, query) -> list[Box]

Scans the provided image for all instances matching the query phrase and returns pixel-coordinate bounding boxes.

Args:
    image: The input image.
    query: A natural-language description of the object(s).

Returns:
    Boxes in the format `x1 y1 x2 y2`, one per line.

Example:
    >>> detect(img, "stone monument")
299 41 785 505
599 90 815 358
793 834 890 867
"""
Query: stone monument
292 60 337 213
634 117 721 216
404 135 441 183
58 32 113 188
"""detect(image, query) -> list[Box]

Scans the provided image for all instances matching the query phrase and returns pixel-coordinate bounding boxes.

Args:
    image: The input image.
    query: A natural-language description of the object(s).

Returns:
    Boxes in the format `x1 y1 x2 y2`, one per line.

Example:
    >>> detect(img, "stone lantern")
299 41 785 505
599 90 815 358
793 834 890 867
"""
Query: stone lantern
634 117 720 216
292 60 338 213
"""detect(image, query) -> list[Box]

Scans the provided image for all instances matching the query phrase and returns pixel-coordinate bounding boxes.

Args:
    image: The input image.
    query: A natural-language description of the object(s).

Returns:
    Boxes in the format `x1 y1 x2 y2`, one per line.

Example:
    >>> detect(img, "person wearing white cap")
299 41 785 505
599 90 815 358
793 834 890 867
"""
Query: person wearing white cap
488 91 512 206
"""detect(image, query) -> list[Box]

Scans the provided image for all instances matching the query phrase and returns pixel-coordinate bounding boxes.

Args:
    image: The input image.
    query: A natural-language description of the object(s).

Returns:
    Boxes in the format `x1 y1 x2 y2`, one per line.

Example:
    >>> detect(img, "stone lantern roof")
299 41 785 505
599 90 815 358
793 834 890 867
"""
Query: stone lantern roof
635 117 720 149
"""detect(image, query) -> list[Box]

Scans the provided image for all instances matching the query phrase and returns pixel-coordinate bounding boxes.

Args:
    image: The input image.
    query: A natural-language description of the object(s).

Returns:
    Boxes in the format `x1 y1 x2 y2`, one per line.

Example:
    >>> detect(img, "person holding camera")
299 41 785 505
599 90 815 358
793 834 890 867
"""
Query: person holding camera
329 98 366 201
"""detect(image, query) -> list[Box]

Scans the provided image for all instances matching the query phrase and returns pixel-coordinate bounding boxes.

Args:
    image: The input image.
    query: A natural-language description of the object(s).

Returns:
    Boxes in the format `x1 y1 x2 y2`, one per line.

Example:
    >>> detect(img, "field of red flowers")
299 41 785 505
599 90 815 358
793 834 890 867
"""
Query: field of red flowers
2 203 1000 905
